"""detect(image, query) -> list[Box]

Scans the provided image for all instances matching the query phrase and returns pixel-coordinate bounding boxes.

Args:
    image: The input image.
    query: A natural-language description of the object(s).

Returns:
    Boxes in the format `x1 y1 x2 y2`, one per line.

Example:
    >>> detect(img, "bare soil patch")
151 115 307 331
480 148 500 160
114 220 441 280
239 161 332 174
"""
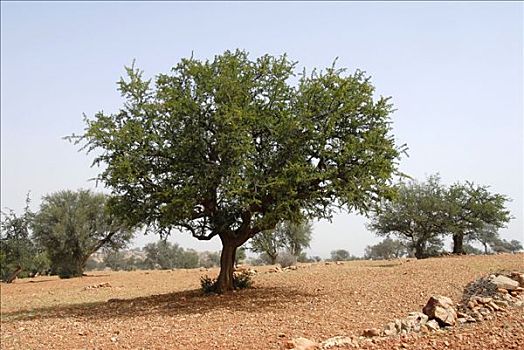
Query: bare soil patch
1 254 523 349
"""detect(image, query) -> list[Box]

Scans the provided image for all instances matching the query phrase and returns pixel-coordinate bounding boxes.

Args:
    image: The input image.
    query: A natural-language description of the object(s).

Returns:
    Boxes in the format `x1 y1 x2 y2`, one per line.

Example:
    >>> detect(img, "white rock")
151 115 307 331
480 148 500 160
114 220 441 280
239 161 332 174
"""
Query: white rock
490 275 519 291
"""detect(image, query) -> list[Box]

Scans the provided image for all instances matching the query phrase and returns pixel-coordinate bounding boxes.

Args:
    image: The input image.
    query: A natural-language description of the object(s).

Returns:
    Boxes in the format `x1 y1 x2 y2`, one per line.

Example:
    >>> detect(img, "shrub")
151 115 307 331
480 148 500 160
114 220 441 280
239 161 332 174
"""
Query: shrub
200 271 253 294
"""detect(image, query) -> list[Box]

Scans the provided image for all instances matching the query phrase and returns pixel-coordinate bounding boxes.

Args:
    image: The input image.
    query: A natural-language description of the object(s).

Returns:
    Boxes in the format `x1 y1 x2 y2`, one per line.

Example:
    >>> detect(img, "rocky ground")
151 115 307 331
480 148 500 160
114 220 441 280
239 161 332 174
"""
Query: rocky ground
1 253 523 349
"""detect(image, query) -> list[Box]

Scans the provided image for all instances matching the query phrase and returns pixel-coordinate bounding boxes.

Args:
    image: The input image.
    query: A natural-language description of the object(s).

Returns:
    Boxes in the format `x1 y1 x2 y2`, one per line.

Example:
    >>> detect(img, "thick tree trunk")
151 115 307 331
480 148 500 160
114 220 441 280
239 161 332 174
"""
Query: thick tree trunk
452 234 464 254
414 247 425 259
6 266 22 283
216 243 237 293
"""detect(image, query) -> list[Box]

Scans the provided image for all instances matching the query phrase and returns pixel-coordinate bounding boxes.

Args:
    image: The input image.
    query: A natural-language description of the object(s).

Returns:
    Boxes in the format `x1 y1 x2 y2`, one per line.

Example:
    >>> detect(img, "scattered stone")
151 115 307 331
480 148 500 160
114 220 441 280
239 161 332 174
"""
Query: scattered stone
510 272 524 287
497 288 509 294
321 336 353 349
285 337 319 350
84 282 111 290
422 295 457 326
362 328 380 337
382 322 398 336
425 320 440 331
489 275 519 291
478 297 492 304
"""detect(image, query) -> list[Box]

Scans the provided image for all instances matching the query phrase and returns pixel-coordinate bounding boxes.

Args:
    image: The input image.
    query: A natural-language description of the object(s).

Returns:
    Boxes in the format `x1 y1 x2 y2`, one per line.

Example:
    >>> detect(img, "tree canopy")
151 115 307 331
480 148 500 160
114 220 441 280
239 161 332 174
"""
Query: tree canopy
368 175 512 258
364 238 406 260
0 196 49 282
32 190 134 278
249 220 312 264
72 50 403 292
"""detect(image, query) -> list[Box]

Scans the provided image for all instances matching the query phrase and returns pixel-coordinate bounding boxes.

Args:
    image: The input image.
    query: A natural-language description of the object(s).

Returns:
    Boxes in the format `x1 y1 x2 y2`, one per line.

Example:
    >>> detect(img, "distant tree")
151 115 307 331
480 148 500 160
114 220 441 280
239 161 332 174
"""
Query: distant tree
330 249 350 261
507 240 523 253
1 195 50 282
446 182 511 254
491 239 523 254
199 251 221 268
368 175 448 259
103 251 128 271
32 190 134 278
144 240 199 269
249 227 285 265
462 243 483 255
364 238 406 260
281 221 313 257
465 224 500 254
250 220 313 264
235 246 246 266
72 50 403 292
84 257 105 271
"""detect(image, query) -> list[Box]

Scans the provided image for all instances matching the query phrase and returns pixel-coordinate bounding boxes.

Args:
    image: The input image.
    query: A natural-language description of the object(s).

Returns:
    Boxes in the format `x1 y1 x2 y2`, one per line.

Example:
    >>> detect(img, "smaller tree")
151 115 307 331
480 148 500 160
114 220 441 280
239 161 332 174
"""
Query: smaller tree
249 220 312 264
368 175 448 259
235 247 246 266
491 239 523 253
364 238 406 260
249 226 285 265
446 182 511 254
462 243 483 255
330 249 350 261
144 240 199 269
1 195 50 282
32 190 134 278
466 224 501 254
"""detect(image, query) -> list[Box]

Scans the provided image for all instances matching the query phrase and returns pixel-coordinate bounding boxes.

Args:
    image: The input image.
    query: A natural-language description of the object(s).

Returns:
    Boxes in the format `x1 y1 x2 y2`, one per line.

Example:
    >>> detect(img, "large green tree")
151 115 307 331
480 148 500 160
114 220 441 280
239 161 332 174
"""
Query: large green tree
32 190 134 278
446 182 511 254
72 50 403 292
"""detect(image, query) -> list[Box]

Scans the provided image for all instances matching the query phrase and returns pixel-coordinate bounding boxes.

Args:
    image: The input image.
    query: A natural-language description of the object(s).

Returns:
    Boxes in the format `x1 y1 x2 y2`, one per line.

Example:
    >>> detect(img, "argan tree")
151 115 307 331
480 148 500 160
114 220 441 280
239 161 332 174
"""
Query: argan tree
0 195 49 282
364 237 406 260
32 190 134 278
368 175 448 259
250 220 312 264
72 50 403 292
446 182 511 254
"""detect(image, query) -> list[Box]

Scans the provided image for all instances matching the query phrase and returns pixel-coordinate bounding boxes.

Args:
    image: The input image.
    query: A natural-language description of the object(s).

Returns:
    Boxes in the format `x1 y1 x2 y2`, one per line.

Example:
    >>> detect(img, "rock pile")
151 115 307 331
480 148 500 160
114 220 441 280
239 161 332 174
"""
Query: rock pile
83 282 111 290
282 270 524 350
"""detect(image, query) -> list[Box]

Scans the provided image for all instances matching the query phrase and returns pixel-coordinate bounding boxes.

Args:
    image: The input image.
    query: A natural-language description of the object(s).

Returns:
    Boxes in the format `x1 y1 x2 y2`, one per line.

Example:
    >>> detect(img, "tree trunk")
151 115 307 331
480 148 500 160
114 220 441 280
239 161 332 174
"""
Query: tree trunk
452 234 464 254
414 246 425 259
216 243 237 293
6 266 22 283
483 242 488 255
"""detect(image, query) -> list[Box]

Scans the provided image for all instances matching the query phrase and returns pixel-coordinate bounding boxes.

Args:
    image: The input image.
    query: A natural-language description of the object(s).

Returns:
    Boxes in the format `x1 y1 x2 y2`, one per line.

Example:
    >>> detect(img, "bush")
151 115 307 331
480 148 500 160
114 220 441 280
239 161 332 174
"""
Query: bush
200 271 253 294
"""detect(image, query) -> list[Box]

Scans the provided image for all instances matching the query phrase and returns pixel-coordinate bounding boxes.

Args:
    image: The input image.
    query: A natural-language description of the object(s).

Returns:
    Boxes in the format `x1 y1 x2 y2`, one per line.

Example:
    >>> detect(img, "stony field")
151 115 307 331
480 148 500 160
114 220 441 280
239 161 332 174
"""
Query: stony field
1 253 523 349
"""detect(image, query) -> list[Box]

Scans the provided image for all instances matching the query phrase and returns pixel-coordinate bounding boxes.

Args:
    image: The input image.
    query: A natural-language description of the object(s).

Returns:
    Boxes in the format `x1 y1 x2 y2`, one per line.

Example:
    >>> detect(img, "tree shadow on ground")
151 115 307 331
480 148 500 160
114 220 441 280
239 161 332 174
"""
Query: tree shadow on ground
1 286 317 323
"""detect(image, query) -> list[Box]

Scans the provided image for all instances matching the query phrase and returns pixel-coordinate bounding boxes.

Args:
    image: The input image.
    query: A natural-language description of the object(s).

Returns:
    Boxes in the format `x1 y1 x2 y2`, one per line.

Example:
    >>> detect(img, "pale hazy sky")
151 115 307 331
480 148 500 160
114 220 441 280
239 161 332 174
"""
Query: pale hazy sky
1 2 523 258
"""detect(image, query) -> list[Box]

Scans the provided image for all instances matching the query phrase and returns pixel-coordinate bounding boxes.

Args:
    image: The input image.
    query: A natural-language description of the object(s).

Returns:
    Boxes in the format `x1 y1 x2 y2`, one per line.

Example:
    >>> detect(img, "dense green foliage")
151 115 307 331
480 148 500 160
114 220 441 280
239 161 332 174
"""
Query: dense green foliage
446 181 512 254
143 240 199 269
0 198 50 281
200 271 253 294
369 175 512 258
32 190 134 278
364 238 407 260
72 50 403 291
